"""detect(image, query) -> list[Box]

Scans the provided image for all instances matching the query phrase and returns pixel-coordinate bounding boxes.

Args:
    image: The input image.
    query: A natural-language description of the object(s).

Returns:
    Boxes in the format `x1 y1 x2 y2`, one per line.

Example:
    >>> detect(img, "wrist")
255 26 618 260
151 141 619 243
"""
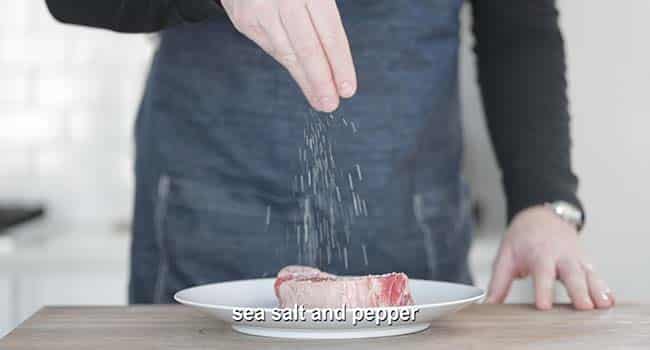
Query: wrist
544 200 584 232
510 205 580 237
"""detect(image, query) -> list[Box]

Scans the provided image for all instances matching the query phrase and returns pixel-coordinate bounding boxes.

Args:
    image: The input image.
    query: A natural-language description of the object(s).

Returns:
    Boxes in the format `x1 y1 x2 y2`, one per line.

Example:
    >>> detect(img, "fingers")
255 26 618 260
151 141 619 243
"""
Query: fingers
486 249 515 304
306 0 357 98
533 258 556 310
558 259 594 310
226 0 355 112
584 263 615 309
237 17 275 57
257 11 318 109
279 1 339 112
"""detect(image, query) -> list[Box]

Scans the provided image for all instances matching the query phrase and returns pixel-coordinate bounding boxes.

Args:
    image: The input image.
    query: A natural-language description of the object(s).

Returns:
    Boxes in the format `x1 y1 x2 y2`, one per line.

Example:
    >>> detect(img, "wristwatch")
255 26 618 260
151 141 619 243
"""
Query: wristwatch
546 201 584 232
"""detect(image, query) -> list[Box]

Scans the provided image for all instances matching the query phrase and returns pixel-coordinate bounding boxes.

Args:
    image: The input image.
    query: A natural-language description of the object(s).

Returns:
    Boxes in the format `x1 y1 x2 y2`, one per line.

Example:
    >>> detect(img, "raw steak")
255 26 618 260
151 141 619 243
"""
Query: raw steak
274 265 415 308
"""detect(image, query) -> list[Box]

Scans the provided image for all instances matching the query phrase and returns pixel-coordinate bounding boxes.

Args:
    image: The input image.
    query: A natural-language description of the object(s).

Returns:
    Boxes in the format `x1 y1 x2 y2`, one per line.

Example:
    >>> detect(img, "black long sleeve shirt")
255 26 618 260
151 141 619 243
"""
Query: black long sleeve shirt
44 0 583 223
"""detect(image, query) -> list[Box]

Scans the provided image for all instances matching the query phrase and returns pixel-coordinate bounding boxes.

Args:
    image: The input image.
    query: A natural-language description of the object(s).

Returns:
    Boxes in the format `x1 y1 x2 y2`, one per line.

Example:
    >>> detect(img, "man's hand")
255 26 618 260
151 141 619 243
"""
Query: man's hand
486 206 615 310
221 0 357 112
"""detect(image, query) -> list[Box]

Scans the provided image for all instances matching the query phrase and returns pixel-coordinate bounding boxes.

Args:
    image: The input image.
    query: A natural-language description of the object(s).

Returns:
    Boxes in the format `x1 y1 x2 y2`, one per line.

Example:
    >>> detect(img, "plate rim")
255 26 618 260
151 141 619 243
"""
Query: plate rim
173 277 486 312
231 322 431 339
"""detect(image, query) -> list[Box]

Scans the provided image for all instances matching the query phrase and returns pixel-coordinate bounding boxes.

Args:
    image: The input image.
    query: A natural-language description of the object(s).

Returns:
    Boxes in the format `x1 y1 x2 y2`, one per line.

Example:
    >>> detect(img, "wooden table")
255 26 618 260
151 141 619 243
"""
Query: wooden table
1 304 648 349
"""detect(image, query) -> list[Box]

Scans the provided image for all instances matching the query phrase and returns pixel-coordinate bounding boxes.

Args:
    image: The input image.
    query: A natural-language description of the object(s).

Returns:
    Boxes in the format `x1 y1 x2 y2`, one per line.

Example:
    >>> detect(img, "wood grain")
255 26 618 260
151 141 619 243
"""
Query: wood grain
1 304 648 349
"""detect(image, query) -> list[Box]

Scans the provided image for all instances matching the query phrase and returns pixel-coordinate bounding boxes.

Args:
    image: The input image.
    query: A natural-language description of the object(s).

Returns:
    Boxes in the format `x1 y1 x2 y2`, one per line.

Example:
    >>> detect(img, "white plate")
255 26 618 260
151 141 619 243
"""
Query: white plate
174 278 484 339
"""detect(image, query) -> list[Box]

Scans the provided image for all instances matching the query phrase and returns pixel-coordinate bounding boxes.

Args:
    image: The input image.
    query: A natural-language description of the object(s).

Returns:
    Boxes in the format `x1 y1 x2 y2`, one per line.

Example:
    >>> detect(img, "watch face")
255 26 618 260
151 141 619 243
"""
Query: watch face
551 201 583 230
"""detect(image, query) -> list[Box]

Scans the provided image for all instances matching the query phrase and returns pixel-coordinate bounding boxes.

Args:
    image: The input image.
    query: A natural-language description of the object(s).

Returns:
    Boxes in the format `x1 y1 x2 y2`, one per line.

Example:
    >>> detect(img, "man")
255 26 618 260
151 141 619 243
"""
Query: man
46 0 614 310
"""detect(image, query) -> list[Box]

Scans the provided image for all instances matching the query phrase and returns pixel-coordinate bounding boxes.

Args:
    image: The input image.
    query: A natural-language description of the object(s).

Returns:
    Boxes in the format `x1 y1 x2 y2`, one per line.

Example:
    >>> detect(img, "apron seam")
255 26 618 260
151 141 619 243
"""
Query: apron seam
153 174 171 303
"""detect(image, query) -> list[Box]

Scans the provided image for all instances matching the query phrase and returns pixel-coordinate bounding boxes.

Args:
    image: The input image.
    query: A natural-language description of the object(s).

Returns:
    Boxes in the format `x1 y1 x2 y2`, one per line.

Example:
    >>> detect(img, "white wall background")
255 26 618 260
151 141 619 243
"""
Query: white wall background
0 0 154 225
0 1 151 336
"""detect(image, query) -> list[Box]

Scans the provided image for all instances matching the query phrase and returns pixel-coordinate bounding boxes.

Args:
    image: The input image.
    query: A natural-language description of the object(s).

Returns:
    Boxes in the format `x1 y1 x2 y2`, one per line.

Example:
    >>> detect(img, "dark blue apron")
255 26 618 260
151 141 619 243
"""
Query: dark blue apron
129 0 472 304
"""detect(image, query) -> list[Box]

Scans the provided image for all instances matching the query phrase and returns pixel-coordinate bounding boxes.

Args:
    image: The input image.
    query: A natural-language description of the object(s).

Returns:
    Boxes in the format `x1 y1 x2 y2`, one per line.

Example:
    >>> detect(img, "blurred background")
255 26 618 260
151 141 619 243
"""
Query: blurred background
1 0 648 336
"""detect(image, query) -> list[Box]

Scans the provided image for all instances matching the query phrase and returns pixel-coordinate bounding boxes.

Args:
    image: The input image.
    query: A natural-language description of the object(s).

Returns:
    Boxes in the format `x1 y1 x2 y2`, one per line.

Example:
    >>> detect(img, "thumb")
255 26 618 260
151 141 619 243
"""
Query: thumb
486 247 516 304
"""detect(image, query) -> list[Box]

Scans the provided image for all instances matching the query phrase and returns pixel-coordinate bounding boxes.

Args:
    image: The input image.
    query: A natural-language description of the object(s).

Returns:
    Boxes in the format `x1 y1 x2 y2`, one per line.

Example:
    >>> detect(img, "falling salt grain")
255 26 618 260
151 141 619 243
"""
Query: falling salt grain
361 244 368 266
265 205 271 226
352 192 360 216
361 199 368 216
296 226 301 245
304 224 309 243
303 198 311 245
327 246 332 264
355 164 362 181
345 225 351 244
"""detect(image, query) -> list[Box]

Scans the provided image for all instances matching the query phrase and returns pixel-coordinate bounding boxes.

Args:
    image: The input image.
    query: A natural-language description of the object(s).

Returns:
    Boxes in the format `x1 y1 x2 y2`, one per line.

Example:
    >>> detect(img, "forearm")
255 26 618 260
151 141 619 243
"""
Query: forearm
45 0 222 33
471 0 583 222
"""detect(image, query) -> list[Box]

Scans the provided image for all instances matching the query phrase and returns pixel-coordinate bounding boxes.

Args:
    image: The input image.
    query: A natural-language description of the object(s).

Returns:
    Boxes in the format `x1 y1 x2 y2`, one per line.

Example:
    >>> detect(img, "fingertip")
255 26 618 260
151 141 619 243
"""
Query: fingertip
338 81 356 98
609 292 616 307
487 254 515 306
485 290 506 304
533 260 556 311
574 298 595 311
604 288 615 307
485 285 503 303
317 96 340 112
584 266 615 309
536 300 553 311
594 291 615 309
593 294 612 309
594 299 612 309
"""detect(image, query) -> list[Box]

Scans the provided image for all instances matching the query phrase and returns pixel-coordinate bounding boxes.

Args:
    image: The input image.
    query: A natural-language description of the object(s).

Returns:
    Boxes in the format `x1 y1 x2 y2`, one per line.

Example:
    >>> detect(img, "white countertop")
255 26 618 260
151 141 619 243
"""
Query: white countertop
0 219 130 273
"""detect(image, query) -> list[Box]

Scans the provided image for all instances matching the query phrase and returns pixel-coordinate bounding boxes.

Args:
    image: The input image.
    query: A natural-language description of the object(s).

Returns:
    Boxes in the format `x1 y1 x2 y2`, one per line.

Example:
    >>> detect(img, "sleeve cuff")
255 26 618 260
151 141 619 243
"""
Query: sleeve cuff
505 177 585 226
175 0 224 24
